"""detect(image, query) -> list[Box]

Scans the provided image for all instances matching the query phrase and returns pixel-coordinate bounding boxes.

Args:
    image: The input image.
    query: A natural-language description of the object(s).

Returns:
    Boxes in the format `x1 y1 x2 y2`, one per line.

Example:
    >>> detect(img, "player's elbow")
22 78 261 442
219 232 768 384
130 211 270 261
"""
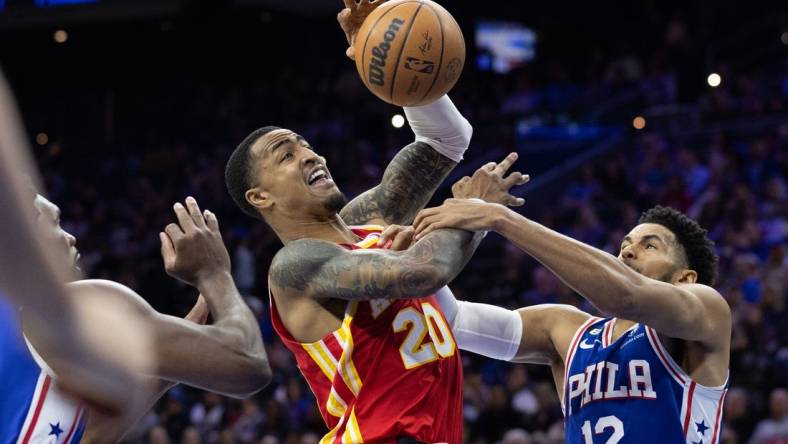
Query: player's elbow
223 351 272 398
431 260 461 294
242 357 273 396
398 264 453 299
245 352 273 393
612 276 655 319
594 272 643 318
612 290 639 319
213 322 272 397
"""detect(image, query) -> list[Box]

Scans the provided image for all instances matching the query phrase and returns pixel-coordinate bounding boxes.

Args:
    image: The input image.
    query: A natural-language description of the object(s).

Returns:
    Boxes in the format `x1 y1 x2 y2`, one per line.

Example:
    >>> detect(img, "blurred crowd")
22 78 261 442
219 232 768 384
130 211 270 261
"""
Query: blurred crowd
9 7 785 444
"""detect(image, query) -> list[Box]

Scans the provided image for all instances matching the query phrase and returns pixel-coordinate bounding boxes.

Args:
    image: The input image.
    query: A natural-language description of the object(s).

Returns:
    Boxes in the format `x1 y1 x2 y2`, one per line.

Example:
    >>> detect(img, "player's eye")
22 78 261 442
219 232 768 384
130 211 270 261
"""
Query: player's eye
646 244 656 250
281 152 293 163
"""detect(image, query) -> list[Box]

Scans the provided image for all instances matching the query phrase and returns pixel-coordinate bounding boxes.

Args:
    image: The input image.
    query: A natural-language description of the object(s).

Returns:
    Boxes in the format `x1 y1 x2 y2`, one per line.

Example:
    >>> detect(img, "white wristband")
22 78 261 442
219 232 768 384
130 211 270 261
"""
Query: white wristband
403 95 472 163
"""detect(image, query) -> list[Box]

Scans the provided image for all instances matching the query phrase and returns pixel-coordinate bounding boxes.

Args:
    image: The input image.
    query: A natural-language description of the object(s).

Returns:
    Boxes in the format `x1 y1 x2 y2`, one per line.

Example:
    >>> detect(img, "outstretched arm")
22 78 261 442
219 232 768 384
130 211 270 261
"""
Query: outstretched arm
435 284 589 365
414 202 731 347
340 95 472 226
340 142 458 226
493 209 730 346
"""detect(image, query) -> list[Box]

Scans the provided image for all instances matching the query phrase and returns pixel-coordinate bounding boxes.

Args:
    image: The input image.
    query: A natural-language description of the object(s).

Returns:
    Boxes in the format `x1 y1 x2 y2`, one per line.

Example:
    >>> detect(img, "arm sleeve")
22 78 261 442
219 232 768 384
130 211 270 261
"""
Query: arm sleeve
434 286 523 361
403 95 472 162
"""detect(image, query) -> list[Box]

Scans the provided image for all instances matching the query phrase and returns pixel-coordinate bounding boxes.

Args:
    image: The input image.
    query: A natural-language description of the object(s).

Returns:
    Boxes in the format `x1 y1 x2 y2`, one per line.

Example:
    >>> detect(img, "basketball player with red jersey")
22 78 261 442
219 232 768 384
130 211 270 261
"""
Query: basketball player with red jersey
223 4 527 442
225 123 525 443
225 116 476 443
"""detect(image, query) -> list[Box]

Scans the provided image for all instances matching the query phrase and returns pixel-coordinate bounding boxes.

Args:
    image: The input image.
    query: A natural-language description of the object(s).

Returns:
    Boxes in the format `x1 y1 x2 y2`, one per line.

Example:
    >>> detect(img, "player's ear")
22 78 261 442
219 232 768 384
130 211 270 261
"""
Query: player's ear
246 187 273 211
675 268 697 284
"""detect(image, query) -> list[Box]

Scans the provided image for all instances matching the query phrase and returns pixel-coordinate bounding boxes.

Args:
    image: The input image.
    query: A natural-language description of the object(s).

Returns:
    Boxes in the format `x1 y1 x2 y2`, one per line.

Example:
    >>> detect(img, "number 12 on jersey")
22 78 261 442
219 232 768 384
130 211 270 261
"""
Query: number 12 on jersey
581 415 624 444
392 302 456 369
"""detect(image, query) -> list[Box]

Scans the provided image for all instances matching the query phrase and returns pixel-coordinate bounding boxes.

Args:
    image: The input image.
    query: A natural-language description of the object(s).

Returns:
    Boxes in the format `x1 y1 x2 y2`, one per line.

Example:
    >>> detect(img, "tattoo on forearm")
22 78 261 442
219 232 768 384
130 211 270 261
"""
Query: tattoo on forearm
270 228 480 301
340 142 457 225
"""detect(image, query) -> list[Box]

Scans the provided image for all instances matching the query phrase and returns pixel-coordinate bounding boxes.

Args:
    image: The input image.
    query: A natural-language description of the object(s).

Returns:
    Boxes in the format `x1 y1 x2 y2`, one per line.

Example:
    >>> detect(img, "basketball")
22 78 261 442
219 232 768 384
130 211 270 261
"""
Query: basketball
354 0 465 107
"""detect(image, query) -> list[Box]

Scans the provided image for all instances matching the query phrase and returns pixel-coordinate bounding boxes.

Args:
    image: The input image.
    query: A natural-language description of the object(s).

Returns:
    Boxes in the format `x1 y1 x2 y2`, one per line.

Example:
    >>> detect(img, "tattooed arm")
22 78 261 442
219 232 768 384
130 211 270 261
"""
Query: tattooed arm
340 95 472 226
270 228 483 301
339 141 458 226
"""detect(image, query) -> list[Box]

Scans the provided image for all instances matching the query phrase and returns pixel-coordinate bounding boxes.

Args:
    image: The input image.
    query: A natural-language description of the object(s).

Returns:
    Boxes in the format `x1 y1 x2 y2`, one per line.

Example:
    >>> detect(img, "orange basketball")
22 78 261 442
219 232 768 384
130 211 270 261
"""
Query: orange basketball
354 0 466 107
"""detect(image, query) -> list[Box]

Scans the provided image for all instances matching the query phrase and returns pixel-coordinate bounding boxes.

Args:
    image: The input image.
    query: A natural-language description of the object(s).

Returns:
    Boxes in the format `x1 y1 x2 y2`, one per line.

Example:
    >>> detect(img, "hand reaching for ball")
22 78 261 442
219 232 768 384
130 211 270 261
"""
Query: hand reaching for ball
338 0 388 60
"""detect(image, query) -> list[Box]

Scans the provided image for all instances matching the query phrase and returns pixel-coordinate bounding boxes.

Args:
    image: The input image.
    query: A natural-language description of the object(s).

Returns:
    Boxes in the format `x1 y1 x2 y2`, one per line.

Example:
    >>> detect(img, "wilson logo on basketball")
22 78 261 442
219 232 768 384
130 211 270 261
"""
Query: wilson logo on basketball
368 18 406 86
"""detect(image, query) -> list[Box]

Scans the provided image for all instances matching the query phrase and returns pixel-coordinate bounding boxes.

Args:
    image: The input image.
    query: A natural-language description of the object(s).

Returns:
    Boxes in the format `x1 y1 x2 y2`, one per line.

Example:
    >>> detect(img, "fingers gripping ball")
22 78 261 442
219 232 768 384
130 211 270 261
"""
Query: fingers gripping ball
354 0 465 106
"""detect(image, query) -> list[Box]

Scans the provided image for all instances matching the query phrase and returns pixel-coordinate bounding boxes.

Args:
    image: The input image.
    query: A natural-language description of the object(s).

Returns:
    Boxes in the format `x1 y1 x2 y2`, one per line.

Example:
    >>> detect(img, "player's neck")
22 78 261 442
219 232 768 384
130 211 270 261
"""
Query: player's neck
610 318 638 341
276 213 360 245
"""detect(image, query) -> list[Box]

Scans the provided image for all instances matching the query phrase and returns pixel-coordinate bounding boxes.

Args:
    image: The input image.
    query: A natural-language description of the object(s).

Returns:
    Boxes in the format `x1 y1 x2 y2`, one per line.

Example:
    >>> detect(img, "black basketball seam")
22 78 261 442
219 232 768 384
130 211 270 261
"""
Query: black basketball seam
360 2 418 89
446 8 466 77
418 2 445 105
388 2 424 102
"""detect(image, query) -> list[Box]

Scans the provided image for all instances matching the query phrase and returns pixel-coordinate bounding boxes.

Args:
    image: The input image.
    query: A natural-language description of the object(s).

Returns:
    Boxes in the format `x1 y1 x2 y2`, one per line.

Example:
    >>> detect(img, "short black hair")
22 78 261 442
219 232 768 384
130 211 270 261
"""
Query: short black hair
638 205 718 286
225 126 280 220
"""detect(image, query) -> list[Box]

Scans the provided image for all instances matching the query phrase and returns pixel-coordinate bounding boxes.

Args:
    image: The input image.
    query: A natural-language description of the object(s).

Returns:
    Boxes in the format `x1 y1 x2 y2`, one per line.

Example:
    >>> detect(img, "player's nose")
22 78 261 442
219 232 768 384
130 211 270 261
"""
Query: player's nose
64 232 77 247
621 245 636 259
301 150 320 167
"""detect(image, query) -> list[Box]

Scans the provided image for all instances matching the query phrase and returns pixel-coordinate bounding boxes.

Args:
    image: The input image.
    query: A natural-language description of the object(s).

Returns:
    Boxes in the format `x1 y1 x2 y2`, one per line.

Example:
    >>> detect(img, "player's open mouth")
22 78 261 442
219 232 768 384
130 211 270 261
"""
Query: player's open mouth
307 168 334 189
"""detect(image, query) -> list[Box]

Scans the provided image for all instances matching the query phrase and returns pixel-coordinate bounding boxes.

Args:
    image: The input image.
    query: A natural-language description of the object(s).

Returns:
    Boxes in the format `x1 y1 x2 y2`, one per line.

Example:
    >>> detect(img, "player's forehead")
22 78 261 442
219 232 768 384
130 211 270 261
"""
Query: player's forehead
622 223 676 245
33 194 60 219
252 129 305 159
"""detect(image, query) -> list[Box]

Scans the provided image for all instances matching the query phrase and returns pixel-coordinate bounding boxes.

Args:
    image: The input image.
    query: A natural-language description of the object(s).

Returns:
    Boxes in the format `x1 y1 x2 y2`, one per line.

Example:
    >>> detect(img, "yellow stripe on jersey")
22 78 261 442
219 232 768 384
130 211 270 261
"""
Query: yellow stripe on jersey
320 415 345 444
335 302 363 395
326 387 348 418
341 408 364 444
351 224 384 233
355 235 380 249
351 225 383 249
302 341 337 382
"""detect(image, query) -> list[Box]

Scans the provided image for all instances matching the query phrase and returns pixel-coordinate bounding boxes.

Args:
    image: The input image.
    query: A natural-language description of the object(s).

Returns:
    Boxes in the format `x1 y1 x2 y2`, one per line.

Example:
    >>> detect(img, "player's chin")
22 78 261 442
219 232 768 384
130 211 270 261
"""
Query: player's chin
322 190 348 214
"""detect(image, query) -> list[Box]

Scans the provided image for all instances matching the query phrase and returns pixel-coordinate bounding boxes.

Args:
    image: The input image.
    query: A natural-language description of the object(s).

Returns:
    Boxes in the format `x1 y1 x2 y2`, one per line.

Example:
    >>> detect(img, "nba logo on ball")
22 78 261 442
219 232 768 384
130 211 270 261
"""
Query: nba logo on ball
354 0 466 107
404 57 435 73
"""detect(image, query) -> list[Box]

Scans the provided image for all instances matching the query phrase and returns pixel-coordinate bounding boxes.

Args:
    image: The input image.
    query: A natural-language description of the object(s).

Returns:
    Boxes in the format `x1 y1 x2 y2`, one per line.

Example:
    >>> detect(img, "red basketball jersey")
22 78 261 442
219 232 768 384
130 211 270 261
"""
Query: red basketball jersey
269 226 463 444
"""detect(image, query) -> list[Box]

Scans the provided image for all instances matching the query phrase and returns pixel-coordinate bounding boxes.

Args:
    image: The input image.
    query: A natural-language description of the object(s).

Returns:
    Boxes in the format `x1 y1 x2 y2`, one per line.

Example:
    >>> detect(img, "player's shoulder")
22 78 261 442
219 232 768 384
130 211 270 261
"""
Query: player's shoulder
272 239 345 269
531 304 597 342
269 239 347 291
681 283 726 302
67 279 154 316
68 278 132 294
679 283 731 322
517 303 593 326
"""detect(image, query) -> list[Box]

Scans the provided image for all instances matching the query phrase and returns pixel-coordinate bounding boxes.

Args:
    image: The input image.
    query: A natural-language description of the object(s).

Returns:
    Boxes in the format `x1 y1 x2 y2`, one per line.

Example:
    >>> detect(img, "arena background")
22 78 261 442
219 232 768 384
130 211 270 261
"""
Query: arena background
1 0 785 443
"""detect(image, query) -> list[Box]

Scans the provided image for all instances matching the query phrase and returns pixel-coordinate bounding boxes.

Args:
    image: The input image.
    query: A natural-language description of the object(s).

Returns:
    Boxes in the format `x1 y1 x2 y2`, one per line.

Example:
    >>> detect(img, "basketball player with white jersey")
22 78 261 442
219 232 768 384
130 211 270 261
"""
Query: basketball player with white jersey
0 66 160 417
0 194 271 443
406 194 731 443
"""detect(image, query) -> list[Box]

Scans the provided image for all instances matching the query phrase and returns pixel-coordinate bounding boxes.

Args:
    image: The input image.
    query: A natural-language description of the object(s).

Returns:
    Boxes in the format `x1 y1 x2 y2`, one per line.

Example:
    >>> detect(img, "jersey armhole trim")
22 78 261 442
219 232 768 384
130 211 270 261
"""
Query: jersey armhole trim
21 335 55 378
561 316 601 416
645 326 729 391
